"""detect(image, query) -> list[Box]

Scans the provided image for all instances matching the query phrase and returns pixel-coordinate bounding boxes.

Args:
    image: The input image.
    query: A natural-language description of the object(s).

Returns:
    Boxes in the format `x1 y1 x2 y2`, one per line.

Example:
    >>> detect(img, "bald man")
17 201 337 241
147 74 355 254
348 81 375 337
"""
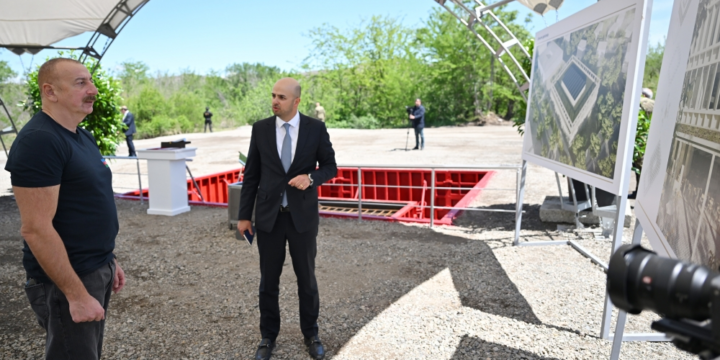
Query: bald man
4 58 126 359
238 78 336 360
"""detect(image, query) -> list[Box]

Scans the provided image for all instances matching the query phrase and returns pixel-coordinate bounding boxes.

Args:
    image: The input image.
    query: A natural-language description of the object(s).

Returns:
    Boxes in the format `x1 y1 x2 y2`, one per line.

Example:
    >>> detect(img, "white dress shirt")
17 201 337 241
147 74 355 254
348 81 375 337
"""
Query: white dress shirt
275 111 300 162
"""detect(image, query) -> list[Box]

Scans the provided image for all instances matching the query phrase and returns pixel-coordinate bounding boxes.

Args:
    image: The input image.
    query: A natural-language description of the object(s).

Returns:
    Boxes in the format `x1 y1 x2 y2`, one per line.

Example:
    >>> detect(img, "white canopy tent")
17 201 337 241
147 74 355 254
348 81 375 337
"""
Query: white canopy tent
0 0 148 58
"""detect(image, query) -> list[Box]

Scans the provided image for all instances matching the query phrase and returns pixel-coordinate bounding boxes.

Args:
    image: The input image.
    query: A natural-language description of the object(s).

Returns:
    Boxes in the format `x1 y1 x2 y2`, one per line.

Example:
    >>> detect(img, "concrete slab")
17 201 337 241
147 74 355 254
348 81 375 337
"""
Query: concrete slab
539 196 632 228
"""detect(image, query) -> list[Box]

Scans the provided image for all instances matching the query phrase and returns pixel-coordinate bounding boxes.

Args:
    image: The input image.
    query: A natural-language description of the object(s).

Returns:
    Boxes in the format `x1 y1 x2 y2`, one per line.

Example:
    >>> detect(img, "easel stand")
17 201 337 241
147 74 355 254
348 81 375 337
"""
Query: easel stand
513 160 616 271
512 160 669 359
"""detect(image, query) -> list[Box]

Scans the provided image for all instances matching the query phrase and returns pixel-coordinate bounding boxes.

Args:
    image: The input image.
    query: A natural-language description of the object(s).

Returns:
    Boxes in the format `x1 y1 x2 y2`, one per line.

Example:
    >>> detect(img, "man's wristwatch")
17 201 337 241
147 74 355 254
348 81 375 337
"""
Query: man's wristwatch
307 173 314 187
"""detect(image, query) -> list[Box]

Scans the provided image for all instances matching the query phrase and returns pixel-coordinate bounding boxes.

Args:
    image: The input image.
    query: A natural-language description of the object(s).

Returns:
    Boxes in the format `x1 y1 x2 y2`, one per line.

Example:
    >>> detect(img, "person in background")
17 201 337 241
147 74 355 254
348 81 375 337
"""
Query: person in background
204 107 213 133
409 98 425 150
4 58 126 360
640 88 655 115
314 102 326 122
120 105 136 157
238 77 337 360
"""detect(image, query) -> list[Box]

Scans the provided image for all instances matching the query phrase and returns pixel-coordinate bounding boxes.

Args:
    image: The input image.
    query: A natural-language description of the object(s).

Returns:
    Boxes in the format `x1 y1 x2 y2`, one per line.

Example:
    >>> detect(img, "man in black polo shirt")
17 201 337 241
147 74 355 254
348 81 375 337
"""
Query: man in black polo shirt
5 58 126 360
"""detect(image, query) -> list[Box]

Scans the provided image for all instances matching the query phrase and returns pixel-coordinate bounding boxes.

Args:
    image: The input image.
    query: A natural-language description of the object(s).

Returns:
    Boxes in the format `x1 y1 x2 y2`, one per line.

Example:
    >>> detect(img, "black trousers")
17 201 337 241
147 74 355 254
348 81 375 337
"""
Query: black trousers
257 211 319 341
125 134 136 157
25 261 115 360
204 121 213 132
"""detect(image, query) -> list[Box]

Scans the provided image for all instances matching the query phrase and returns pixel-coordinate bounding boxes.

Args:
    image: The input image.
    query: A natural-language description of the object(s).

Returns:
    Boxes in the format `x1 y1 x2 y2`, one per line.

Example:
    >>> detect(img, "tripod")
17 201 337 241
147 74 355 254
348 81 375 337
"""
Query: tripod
392 119 413 152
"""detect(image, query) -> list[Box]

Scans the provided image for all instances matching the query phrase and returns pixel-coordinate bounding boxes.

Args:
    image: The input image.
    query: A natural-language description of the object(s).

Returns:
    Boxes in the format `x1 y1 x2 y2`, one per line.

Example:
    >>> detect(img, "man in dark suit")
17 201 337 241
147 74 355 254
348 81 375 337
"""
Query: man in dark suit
120 105 136 157
409 98 425 150
238 77 337 360
203 107 213 133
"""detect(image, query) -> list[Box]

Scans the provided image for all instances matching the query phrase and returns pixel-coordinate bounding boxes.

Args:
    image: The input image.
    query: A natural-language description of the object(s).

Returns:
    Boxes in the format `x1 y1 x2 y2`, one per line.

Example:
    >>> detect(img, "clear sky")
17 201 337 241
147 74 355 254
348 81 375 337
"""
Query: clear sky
0 0 673 77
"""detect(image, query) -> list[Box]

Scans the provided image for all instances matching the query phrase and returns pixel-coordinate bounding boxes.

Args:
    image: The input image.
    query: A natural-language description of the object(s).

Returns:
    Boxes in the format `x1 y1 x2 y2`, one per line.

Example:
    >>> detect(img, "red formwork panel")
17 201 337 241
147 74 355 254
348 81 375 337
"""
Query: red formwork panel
118 167 495 225
119 168 243 207
318 168 495 225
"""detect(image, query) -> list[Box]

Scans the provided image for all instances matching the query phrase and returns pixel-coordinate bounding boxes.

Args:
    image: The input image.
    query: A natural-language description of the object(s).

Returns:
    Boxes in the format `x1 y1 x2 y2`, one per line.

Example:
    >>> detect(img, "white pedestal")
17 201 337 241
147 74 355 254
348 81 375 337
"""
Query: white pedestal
136 147 197 216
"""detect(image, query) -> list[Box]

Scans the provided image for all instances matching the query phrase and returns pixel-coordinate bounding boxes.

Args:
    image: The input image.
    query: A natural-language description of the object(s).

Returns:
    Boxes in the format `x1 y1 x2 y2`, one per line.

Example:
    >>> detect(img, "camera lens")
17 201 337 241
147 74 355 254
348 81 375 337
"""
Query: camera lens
607 244 720 321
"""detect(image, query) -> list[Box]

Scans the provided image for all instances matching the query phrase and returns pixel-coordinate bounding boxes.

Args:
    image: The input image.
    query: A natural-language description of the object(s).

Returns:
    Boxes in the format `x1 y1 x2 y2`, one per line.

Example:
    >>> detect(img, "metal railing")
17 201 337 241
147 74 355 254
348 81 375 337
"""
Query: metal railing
102 159 524 232
324 164 524 228
103 155 145 204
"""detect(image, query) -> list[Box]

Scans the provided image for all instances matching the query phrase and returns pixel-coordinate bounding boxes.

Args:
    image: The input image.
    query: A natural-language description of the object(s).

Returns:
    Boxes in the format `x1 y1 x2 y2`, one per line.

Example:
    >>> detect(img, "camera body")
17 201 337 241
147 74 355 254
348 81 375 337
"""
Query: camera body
607 244 720 359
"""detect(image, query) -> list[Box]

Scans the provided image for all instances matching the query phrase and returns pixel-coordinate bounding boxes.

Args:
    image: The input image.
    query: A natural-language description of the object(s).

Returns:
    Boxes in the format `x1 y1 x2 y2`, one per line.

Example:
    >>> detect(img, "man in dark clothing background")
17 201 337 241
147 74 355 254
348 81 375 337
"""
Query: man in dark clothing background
204 107 213 133
409 98 425 150
120 105 136 157
5 58 126 360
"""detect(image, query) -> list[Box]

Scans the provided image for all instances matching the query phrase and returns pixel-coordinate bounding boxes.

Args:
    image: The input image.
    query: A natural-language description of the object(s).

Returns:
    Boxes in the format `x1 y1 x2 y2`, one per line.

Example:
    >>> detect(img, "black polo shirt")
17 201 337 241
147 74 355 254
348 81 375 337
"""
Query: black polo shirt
5 111 118 283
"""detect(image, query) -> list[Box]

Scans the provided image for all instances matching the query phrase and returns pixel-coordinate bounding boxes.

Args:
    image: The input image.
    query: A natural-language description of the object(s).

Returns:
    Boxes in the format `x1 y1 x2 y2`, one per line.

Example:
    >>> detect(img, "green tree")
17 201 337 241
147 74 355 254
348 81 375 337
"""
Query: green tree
302 15 423 127
419 4 531 126
0 59 16 84
225 63 282 101
643 41 664 92
116 60 149 97
22 55 123 155
128 84 168 124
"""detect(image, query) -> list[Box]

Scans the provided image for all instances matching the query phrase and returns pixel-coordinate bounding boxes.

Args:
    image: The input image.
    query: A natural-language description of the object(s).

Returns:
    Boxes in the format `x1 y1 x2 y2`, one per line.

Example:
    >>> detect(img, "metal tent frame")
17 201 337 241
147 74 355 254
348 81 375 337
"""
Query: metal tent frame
435 0 532 101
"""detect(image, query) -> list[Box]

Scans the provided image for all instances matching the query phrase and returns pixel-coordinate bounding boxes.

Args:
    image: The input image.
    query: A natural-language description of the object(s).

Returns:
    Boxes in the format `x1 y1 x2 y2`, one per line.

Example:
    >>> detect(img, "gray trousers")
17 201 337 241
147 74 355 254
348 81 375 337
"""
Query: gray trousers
25 261 115 360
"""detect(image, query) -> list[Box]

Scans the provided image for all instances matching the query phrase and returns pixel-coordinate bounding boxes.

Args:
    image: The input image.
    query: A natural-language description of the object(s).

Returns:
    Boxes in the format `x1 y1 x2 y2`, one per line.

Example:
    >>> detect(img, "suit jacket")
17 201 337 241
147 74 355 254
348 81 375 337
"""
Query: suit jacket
411 105 425 129
123 112 136 136
239 113 337 233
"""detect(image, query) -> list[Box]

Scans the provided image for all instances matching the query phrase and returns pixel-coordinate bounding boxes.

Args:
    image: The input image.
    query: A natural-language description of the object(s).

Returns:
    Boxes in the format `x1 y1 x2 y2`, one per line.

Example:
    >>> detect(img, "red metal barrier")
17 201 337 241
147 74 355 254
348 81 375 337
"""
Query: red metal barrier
118 167 494 225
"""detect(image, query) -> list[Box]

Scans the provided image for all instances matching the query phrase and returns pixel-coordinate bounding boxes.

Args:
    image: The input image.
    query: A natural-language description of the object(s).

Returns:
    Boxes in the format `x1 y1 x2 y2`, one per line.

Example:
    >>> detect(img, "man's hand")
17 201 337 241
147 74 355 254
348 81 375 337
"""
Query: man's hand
68 293 105 323
409 115 415 119
238 220 253 236
113 259 126 294
289 174 311 190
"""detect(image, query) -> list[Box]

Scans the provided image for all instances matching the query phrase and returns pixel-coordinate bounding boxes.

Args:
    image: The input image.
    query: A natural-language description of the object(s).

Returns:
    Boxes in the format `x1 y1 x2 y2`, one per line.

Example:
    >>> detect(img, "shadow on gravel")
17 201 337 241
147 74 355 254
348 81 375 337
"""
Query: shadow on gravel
450 334 561 360
317 220 546 353
454 203 555 232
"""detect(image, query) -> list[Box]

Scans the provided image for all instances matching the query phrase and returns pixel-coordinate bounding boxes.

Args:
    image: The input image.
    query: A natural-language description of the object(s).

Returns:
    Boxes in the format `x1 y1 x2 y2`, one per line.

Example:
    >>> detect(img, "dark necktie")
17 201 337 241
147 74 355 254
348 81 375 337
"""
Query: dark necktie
281 123 292 206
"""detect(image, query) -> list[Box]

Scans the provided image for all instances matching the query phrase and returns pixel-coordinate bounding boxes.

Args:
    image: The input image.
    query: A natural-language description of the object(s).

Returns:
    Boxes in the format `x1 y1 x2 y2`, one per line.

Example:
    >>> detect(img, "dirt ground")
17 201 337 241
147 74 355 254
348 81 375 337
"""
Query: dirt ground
0 124 690 359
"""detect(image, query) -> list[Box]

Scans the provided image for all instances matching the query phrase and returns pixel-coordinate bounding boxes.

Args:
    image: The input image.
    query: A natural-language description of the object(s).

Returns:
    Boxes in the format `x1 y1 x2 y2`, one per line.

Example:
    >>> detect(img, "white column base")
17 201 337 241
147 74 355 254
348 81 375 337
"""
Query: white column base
147 206 191 216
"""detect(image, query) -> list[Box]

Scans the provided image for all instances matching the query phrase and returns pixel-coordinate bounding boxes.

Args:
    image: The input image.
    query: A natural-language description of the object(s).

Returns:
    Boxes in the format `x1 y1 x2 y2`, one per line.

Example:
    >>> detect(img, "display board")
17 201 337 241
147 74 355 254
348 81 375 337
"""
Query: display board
521 0 651 195
636 0 720 268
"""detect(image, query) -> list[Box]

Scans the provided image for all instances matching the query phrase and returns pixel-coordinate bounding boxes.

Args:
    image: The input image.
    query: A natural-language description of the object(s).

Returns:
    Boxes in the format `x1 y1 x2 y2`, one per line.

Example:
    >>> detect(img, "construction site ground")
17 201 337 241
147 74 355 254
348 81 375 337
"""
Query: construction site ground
0 124 691 359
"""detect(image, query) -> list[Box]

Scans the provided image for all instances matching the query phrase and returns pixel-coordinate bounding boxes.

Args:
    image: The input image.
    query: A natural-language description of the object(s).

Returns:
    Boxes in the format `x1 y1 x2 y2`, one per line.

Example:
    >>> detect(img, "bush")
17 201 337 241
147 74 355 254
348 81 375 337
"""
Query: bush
137 115 192 138
326 114 381 129
21 54 124 155
351 114 381 129
128 85 169 124
632 108 651 175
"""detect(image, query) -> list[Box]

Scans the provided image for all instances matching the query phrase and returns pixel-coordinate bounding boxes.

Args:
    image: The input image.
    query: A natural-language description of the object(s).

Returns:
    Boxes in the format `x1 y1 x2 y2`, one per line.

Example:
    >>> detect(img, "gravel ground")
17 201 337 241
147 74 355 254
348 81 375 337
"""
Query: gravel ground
0 195 693 360
0 125 695 359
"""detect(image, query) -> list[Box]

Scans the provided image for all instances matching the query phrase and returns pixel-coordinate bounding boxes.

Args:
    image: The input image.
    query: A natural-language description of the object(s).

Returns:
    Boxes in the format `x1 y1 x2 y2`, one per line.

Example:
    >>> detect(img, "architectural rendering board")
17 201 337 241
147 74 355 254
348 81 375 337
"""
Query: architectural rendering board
522 0 650 195
636 0 720 268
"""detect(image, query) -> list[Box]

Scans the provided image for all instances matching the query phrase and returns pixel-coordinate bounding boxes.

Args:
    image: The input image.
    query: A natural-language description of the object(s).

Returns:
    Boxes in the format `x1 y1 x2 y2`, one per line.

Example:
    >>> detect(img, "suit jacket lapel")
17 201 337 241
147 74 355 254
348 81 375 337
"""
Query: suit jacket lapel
288 114 310 174
267 118 285 172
